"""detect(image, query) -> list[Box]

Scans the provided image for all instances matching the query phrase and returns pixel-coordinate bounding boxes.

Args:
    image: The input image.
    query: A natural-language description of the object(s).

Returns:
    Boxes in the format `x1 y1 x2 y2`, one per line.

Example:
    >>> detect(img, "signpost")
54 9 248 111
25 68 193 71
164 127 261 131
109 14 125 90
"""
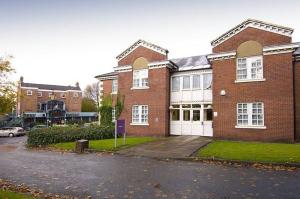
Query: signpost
115 119 126 148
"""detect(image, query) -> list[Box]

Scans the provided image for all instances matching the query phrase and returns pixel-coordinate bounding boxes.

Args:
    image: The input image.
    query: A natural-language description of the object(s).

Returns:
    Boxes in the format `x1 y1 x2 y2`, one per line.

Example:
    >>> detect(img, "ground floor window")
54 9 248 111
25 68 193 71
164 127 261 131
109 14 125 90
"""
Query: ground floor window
170 104 212 122
132 105 148 124
237 102 264 127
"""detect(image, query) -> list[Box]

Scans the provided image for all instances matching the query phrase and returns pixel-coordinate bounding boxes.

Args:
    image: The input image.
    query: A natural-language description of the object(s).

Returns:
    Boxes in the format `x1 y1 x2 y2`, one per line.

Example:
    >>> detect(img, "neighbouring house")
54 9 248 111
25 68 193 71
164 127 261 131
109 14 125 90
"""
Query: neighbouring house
16 77 98 126
95 19 300 142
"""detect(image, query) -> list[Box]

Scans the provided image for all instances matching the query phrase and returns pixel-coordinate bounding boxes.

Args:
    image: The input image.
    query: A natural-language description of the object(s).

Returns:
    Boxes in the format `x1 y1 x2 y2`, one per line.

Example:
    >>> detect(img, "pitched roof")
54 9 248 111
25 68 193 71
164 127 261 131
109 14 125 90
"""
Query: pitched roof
211 19 294 47
116 39 168 61
171 55 210 70
94 72 118 79
21 82 81 91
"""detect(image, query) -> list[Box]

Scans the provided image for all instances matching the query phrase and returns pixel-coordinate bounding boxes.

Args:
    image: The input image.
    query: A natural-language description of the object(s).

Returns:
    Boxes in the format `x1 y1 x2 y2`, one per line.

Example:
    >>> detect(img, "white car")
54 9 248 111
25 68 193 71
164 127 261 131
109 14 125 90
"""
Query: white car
0 127 25 137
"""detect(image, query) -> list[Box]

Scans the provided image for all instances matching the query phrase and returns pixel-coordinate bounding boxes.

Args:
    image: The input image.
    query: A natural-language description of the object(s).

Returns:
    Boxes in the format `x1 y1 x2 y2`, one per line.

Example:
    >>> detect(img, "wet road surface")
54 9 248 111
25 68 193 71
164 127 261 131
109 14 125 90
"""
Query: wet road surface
0 136 300 198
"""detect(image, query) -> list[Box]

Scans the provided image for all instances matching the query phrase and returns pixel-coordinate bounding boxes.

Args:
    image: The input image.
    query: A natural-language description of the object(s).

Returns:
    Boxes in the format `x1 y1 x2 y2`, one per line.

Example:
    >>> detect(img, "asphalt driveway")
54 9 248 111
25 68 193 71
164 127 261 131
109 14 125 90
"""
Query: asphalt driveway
0 136 300 198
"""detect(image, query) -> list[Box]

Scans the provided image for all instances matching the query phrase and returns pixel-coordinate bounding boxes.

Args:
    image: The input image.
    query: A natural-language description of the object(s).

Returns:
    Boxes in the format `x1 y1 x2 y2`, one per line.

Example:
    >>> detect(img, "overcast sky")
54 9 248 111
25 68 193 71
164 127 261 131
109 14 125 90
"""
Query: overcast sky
1 0 299 89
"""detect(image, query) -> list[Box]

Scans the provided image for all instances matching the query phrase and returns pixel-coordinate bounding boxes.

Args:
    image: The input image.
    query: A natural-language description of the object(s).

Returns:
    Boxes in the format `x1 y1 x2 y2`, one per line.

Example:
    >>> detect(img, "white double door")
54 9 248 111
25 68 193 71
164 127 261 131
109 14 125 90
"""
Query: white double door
170 104 213 136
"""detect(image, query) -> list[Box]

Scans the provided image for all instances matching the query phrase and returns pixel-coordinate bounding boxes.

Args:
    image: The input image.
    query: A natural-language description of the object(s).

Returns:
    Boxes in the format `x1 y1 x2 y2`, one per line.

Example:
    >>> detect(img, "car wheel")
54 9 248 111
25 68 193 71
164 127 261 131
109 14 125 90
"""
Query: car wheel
8 133 14 137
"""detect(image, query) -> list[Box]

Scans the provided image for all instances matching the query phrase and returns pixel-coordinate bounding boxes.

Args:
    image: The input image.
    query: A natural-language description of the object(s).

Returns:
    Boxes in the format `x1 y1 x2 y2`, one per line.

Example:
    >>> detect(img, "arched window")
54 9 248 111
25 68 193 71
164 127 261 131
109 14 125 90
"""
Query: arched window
236 41 264 82
132 57 149 88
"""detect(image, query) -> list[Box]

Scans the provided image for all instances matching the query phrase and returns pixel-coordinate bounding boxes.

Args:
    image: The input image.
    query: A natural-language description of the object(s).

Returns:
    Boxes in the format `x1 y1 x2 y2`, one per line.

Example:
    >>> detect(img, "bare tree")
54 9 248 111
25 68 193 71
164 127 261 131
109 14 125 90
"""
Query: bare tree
83 82 100 109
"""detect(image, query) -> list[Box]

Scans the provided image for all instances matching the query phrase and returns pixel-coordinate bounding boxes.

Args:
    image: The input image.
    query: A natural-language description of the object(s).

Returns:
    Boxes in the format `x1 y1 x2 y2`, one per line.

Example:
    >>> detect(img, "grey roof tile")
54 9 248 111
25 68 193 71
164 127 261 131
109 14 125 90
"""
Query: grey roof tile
21 82 81 91
171 55 210 69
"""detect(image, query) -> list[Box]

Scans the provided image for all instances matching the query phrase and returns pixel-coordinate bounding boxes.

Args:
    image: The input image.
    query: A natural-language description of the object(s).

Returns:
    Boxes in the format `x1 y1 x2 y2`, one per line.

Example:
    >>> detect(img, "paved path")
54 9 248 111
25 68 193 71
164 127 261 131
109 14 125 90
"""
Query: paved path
1 137 300 198
118 136 211 158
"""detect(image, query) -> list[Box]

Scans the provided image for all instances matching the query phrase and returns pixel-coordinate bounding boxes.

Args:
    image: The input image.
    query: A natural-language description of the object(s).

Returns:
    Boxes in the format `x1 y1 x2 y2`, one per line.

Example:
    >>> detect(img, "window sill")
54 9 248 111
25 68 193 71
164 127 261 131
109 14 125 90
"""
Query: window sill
131 86 149 90
111 92 118 95
130 123 149 126
235 125 266 129
235 78 266 83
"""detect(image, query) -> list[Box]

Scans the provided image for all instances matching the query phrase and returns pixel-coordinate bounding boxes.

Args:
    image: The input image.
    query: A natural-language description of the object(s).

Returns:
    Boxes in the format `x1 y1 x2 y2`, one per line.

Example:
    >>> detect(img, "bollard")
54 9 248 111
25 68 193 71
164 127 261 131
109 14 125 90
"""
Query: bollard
75 139 89 153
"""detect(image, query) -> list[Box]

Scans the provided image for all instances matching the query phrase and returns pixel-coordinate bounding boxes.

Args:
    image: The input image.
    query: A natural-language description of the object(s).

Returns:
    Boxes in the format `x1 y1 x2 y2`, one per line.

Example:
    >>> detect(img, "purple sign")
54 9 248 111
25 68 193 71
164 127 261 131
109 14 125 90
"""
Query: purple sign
117 119 125 135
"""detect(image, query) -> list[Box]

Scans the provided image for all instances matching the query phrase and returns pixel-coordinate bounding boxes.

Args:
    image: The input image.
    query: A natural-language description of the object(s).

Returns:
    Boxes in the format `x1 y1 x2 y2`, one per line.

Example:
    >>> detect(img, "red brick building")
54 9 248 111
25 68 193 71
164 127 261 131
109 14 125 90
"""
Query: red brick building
16 77 97 126
96 19 300 142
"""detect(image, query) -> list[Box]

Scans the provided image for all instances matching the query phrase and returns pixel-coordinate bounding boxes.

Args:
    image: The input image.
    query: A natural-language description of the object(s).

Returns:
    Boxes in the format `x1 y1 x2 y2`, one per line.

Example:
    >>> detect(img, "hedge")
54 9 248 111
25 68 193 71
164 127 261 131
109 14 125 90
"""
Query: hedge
27 125 115 146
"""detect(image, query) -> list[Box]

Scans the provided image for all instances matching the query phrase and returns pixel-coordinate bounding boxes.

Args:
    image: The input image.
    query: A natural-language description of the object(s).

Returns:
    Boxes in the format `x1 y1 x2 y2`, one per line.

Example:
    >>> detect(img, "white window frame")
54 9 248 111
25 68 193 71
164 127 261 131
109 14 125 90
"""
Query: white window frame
112 79 118 94
60 93 66 98
171 76 180 92
192 75 201 90
26 90 32 96
37 91 42 97
132 69 149 89
236 56 265 83
73 92 79 98
182 76 191 90
131 105 149 125
236 102 266 129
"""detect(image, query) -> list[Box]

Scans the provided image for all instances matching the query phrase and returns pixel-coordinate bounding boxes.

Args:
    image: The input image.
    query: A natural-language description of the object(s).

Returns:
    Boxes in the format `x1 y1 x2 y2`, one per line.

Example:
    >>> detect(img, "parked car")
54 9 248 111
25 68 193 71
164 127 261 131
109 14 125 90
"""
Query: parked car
0 127 25 137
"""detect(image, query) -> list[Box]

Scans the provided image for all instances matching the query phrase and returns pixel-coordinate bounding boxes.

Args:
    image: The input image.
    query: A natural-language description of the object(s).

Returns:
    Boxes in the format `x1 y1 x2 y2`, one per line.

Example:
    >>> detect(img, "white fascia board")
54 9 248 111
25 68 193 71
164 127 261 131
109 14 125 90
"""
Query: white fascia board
207 52 236 60
177 64 211 71
263 43 299 52
20 87 38 90
114 65 132 72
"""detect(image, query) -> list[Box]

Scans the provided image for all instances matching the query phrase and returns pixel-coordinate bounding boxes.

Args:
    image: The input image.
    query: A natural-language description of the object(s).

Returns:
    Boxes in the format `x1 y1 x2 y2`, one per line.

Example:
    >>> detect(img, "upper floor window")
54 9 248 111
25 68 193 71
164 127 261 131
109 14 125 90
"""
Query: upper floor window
236 102 265 128
73 92 79 98
112 79 118 94
133 69 148 88
37 91 42 97
60 93 66 98
171 77 180 92
26 90 32 96
237 56 263 81
171 73 212 92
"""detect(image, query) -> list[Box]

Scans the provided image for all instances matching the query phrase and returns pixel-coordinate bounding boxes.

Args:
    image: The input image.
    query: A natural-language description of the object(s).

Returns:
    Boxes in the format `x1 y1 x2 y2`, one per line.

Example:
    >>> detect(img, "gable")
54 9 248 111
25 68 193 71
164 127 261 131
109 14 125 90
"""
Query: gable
212 27 292 53
116 39 168 66
118 45 168 66
212 19 293 53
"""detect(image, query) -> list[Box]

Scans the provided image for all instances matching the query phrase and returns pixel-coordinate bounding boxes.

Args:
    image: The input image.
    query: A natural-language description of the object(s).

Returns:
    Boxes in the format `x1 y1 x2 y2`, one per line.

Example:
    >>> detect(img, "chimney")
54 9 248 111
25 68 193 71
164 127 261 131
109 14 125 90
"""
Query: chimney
75 82 79 87
20 76 24 83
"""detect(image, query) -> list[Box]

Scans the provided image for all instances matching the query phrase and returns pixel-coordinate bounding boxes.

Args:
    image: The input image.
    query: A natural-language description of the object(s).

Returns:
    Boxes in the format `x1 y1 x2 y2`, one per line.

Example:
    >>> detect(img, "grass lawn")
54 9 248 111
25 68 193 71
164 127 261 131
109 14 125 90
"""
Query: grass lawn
0 189 36 199
198 140 300 163
50 137 158 152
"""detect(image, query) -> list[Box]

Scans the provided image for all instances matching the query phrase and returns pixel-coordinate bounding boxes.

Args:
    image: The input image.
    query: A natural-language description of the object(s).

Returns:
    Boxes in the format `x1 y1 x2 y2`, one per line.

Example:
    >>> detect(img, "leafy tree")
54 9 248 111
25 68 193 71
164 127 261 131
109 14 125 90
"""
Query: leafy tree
0 55 16 115
81 97 97 112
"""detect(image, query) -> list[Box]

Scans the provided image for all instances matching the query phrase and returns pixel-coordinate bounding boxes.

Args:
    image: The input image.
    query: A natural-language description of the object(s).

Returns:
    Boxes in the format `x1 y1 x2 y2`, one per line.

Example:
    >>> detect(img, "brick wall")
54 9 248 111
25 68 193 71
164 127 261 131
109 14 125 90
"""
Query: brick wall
295 60 300 140
18 88 82 113
212 53 294 142
213 27 291 53
117 67 170 136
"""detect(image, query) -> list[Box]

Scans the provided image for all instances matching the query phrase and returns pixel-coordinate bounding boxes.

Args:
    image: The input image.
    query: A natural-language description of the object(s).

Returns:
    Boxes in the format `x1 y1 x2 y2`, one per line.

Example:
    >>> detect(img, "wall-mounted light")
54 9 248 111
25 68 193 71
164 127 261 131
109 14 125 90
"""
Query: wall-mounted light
220 90 226 96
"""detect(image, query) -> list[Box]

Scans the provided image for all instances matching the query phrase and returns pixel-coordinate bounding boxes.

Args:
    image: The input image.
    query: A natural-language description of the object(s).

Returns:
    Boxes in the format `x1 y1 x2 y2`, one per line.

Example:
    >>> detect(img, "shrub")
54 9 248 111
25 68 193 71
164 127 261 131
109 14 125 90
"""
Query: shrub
27 125 114 146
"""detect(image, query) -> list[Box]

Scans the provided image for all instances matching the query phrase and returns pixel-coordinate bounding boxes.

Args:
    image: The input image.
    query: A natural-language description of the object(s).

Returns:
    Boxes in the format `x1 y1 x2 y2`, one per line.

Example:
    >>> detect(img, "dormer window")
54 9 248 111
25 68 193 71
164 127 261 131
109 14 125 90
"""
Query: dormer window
26 90 32 96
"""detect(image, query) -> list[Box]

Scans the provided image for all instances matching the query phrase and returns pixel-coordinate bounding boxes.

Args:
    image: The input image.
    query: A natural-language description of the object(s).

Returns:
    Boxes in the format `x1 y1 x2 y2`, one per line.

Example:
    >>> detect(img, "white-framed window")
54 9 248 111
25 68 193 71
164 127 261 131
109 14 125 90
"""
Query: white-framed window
26 90 32 96
192 75 201 89
112 107 116 122
203 73 212 89
37 91 42 97
172 76 180 92
131 105 148 124
112 79 118 94
182 76 190 90
237 102 264 128
133 69 148 88
60 93 66 98
73 92 79 98
237 56 263 81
